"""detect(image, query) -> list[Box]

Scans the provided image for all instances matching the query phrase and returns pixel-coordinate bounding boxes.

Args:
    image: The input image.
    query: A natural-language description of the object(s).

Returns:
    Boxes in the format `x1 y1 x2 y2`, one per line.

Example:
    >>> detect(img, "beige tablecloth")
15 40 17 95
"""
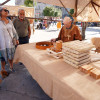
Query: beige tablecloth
14 43 100 100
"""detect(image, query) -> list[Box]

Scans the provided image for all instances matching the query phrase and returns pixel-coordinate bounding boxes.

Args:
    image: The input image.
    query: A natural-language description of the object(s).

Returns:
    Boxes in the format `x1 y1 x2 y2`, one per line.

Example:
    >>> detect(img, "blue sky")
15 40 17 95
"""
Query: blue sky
0 0 15 5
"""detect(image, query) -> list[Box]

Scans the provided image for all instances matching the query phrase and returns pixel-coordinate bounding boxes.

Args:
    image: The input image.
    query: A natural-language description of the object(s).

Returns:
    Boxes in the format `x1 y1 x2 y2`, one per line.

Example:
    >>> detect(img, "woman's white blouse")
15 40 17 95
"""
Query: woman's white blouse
0 20 18 50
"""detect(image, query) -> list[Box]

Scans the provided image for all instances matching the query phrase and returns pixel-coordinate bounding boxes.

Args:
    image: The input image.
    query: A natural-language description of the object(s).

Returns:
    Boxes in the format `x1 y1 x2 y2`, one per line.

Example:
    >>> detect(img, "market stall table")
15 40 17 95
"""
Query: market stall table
14 43 100 100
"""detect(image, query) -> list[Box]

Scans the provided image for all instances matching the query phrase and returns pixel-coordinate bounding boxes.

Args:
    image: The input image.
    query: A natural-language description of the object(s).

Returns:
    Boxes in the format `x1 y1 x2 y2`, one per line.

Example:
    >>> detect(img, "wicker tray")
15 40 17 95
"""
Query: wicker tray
47 48 63 59
36 42 53 50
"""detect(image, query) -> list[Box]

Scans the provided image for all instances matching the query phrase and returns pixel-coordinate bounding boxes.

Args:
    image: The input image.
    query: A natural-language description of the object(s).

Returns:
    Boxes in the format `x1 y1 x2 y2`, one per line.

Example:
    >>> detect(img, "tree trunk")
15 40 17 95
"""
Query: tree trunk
82 22 88 40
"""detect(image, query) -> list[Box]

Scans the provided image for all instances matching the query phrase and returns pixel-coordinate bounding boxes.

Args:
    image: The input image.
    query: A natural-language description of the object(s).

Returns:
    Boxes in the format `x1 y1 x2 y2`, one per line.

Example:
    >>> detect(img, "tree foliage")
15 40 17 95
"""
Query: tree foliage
43 7 53 16
69 9 74 15
24 0 33 7
43 7 62 17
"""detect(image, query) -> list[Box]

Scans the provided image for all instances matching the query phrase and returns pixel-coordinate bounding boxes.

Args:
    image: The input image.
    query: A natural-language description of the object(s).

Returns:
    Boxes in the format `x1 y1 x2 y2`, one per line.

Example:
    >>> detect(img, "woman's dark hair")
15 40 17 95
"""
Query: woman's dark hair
0 7 9 17
0 11 2 16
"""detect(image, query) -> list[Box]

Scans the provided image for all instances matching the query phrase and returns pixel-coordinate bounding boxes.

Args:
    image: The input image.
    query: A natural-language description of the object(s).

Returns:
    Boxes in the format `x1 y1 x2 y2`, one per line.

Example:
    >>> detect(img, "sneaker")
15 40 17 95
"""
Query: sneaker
9 68 15 72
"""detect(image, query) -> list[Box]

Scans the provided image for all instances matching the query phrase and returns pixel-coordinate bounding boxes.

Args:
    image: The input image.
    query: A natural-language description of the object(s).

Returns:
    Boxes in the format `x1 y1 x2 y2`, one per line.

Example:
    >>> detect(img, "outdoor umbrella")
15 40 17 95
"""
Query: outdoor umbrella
37 0 100 22
0 0 10 6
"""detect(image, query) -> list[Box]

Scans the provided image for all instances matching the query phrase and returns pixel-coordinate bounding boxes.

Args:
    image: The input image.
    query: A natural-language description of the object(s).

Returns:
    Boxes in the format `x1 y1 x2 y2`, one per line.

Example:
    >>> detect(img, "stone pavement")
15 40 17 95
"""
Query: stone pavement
0 64 52 100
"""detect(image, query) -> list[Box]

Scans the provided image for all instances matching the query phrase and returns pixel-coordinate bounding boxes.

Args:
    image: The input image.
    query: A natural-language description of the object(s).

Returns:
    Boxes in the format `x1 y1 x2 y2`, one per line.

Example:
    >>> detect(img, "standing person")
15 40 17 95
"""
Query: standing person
0 7 19 73
0 53 2 82
13 8 31 44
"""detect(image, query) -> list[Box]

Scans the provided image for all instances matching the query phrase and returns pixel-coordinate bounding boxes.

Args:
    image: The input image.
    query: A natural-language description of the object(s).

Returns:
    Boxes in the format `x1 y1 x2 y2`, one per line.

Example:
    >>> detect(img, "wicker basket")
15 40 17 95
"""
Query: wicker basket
36 42 53 50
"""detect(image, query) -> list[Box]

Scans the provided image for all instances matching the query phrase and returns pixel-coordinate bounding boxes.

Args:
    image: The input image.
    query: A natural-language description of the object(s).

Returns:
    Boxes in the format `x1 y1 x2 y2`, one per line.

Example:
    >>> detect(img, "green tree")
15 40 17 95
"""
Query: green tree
43 7 62 17
54 12 58 17
24 0 33 7
43 7 53 16
69 9 74 16
56 8 62 17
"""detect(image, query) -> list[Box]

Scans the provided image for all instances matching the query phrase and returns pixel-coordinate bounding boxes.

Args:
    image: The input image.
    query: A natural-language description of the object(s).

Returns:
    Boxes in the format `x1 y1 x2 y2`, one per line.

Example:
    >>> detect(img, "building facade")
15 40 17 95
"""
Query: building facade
15 0 52 18
15 0 69 18
15 0 25 5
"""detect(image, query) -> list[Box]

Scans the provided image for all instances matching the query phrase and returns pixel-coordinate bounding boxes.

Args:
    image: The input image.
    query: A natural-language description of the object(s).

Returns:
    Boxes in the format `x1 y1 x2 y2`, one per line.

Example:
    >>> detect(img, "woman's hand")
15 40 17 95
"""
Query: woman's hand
28 34 31 38
51 39 56 42
16 40 19 45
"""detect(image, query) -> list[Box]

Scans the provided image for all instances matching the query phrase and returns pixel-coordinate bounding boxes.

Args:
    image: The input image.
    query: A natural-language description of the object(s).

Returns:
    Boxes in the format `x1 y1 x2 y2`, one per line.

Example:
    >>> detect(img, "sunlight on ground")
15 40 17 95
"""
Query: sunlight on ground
29 25 100 43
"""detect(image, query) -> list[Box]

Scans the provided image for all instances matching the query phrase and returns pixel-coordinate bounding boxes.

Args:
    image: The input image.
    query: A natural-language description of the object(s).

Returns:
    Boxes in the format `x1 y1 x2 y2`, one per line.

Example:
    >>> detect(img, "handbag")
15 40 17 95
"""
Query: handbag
7 28 17 45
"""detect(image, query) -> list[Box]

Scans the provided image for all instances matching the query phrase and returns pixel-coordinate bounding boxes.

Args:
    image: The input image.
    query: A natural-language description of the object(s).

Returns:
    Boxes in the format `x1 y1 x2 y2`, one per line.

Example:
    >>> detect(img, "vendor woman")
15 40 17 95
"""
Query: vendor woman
51 17 82 42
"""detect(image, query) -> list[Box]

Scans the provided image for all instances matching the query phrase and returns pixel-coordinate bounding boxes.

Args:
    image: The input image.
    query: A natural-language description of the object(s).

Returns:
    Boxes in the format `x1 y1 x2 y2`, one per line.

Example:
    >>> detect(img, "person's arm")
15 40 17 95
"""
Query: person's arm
28 26 31 38
12 18 16 29
27 19 31 38
74 26 82 41
11 21 19 44
58 28 62 40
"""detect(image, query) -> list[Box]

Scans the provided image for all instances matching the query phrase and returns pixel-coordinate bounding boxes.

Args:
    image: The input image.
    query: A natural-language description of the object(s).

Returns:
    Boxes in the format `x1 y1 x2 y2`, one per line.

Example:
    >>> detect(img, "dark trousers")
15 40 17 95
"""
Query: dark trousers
19 36 29 44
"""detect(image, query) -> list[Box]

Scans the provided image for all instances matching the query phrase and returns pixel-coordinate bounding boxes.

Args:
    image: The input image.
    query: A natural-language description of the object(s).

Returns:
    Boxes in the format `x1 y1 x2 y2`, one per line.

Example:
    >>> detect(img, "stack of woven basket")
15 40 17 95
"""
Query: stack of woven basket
63 40 94 68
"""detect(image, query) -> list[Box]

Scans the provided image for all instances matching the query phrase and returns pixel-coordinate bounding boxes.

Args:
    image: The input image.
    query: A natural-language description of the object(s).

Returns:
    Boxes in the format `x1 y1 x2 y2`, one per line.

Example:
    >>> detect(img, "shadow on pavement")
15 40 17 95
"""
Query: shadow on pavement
0 63 52 100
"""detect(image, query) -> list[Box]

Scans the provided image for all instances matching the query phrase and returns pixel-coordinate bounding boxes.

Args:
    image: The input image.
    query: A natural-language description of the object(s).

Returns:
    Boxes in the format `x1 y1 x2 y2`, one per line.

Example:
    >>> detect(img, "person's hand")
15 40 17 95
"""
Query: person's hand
28 34 31 38
16 40 19 45
51 39 56 42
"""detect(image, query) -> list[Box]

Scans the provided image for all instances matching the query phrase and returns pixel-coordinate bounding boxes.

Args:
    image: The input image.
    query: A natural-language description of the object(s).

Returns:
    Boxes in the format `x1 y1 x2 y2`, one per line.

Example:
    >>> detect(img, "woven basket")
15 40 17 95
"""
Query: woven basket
36 42 53 50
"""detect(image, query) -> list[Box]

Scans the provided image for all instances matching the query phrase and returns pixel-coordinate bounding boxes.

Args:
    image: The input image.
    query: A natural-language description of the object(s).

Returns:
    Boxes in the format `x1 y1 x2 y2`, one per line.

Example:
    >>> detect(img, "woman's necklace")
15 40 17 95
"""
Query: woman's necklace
65 24 74 40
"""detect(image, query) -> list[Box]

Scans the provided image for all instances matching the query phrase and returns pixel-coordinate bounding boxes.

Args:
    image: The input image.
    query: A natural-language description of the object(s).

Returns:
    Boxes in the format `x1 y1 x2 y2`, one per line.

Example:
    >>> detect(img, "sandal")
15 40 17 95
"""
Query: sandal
0 79 2 83
9 68 15 72
0 70 9 78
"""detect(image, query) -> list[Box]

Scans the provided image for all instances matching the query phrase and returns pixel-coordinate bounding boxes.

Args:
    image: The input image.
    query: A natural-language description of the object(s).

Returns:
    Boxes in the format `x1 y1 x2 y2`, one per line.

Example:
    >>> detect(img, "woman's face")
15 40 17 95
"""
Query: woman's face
1 8 9 17
64 21 72 28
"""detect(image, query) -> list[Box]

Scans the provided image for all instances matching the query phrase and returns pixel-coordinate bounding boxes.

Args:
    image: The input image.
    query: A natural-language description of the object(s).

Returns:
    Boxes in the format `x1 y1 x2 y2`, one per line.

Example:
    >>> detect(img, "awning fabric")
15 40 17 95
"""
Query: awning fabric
37 0 100 22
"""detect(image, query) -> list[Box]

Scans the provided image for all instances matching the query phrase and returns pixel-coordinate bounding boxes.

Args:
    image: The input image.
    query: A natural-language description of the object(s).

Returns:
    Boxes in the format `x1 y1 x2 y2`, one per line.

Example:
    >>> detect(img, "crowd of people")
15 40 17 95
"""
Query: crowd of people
0 6 82 79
